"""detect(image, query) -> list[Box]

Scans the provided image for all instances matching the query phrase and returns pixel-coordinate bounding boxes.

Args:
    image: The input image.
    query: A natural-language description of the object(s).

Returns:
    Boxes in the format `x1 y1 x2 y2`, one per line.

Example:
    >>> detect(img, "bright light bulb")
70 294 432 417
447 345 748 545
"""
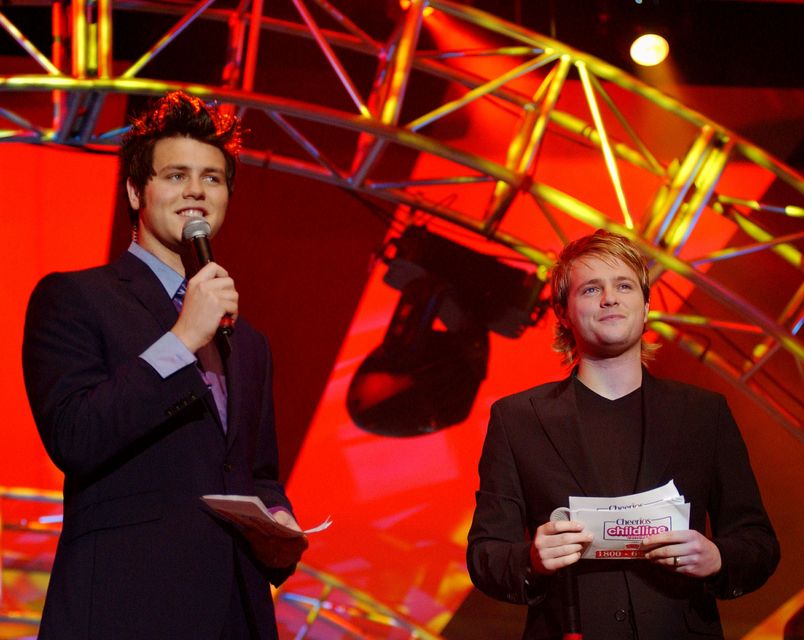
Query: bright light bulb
399 0 435 16
630 34 670 67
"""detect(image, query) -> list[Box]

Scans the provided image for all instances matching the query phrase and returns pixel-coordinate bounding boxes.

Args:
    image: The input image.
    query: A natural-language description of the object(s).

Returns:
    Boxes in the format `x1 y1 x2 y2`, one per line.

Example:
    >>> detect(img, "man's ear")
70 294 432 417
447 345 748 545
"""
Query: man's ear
126 178 141 210
554 304 570 329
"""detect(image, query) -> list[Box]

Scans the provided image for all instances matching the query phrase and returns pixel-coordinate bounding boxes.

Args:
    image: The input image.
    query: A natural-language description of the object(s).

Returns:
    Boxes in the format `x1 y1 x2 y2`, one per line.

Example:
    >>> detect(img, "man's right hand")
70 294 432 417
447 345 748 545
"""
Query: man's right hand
171 262 238 353
530 520 593 575
242 508 308 569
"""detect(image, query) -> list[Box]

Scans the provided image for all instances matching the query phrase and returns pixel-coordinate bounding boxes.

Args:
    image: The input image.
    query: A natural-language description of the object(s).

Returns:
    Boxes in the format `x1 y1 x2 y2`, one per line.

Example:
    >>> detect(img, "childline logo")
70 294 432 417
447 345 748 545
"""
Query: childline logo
603 516 672 540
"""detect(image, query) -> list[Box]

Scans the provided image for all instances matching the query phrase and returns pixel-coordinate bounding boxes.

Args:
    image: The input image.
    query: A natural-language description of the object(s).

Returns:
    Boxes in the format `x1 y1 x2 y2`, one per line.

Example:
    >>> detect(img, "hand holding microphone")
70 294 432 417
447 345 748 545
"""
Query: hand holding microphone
170 218 237 352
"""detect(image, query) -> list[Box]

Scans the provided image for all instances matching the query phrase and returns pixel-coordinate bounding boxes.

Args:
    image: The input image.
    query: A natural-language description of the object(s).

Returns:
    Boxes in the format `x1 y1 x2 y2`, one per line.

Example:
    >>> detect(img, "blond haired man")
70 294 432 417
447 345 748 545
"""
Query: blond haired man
467 229 778 639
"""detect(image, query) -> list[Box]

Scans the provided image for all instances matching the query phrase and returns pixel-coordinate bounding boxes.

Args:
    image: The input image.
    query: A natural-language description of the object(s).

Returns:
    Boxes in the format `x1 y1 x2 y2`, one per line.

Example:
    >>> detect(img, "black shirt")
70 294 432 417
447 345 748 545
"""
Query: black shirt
574 377 644 497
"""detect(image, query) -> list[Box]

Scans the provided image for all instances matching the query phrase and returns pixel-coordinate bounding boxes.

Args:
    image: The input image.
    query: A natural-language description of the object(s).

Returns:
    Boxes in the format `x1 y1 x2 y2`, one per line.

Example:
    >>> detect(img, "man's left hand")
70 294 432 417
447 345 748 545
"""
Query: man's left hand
641 529 722 578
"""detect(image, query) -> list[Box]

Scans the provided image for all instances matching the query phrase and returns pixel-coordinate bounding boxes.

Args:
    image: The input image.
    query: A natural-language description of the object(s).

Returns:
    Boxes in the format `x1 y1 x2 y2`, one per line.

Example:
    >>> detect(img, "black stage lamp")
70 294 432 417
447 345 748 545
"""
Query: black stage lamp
347 277 489 437
347 226 549 437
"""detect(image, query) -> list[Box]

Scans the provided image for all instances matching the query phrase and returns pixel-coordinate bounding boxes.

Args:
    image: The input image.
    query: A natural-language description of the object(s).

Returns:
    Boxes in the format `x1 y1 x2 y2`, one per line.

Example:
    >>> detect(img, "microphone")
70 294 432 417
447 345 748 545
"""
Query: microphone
558 566 582 640
181 218 234 337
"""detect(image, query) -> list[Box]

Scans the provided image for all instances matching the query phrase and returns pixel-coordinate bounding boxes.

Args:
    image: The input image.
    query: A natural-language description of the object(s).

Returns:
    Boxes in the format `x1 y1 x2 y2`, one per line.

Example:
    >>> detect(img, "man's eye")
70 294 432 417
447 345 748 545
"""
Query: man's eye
203 175 222 184
168 174 184 181
619 283 634 290
582 287 598 295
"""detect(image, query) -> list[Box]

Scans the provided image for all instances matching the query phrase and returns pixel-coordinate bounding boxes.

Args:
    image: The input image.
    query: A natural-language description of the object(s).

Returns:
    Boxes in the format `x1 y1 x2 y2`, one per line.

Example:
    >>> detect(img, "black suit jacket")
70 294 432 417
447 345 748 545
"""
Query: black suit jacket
23 251 293 639
467 371 779 640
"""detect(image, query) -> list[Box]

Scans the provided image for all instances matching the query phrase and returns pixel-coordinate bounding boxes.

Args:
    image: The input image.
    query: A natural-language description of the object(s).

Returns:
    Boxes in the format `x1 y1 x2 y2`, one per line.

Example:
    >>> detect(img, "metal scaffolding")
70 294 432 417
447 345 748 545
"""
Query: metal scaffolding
1 0 802 437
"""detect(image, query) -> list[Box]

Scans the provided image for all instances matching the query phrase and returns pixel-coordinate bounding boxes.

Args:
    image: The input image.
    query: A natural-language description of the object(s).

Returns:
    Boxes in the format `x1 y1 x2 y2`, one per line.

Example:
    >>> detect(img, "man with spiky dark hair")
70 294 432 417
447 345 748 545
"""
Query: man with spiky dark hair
23 91 306 639
467 230 778 639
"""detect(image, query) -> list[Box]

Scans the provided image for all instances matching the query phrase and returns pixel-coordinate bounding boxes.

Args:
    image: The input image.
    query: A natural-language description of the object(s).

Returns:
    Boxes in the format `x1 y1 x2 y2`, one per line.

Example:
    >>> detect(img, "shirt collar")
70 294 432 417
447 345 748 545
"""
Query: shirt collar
128 241 185 299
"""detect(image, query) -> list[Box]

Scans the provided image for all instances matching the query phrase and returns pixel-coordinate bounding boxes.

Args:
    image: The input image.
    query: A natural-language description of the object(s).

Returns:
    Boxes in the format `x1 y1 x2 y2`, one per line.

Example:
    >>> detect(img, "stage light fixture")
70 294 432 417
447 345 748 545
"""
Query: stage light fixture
346 225 549 437
346 277 489 437
630 33 669 66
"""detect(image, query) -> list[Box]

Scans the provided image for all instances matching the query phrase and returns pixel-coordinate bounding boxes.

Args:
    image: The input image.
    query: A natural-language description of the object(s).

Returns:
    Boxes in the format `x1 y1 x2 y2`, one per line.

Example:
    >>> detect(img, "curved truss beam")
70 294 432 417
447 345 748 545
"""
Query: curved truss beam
0 488 441 638
0 0 801 437
277 564 444 639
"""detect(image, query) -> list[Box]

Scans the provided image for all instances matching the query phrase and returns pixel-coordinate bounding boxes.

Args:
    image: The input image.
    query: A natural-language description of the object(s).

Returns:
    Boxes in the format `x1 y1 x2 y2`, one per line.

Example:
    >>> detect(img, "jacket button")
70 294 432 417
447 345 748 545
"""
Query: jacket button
614 608 627 622
223 463 232 472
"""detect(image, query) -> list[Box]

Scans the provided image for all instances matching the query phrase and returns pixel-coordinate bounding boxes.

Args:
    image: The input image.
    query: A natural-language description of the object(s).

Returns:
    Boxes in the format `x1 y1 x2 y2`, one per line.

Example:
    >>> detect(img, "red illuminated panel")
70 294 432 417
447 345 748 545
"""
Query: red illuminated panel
1 144 118 489
285 241 564 634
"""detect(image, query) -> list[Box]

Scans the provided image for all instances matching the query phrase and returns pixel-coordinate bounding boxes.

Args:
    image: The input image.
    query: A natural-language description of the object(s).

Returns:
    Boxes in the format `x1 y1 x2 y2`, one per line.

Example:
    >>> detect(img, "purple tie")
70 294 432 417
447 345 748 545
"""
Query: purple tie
173 280 187 311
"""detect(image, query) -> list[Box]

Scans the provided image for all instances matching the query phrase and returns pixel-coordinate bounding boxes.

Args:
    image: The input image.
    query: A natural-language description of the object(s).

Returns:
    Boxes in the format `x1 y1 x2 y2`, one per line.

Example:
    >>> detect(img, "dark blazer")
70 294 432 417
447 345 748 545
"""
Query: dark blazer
23 251 293 639
467 371 779 640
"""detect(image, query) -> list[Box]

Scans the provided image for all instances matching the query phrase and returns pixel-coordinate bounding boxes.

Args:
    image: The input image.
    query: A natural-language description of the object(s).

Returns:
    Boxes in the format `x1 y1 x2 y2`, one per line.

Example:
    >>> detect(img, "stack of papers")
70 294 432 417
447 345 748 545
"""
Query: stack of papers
550 480 690 559
202 495 332 538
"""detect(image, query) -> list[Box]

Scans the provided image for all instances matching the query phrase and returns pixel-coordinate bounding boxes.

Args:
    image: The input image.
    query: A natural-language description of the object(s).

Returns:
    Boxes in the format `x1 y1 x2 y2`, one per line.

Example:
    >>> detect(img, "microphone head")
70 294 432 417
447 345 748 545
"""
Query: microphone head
182 217 211 241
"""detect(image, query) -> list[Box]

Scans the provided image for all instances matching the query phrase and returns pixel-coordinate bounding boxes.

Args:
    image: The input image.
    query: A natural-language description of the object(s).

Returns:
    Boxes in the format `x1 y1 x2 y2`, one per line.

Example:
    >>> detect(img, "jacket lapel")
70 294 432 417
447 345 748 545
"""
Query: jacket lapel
221 333 240 449
529 374 600 496
113 251 229 438
112 252 178 334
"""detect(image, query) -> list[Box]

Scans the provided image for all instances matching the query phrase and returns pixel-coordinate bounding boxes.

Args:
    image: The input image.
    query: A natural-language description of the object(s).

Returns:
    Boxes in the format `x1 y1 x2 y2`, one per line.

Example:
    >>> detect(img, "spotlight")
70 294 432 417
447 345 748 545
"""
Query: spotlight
630 33 669 67
346 225 549 437
347 277 489 437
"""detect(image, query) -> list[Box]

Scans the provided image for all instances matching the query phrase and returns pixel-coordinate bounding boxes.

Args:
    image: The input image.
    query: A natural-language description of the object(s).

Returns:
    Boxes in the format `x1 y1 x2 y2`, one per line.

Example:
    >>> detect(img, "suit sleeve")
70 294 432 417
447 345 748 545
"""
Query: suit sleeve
22 272 209 478
707 395 780 599
467 402 551 606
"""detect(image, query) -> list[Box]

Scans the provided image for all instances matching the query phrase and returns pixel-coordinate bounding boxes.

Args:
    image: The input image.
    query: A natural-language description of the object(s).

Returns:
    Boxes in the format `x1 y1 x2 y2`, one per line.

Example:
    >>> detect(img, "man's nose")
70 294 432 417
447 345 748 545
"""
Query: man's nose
601 286 619 306
183 176 205 198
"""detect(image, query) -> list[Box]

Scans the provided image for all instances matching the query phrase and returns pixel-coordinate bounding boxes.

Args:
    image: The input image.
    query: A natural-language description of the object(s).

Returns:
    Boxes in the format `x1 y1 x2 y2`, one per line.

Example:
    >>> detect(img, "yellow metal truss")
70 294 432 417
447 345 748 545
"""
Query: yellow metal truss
0 0 801 437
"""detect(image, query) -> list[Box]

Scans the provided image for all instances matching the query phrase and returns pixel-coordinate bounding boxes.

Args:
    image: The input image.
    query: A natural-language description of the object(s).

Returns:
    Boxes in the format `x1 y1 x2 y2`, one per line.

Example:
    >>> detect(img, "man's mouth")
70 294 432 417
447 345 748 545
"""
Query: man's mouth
177 208 206 219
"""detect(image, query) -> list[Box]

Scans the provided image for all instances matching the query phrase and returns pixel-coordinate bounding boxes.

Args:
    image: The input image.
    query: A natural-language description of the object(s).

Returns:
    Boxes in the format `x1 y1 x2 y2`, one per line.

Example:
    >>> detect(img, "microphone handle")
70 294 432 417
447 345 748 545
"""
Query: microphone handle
190 235 234 337
191 234 215 266
558 566 582 639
